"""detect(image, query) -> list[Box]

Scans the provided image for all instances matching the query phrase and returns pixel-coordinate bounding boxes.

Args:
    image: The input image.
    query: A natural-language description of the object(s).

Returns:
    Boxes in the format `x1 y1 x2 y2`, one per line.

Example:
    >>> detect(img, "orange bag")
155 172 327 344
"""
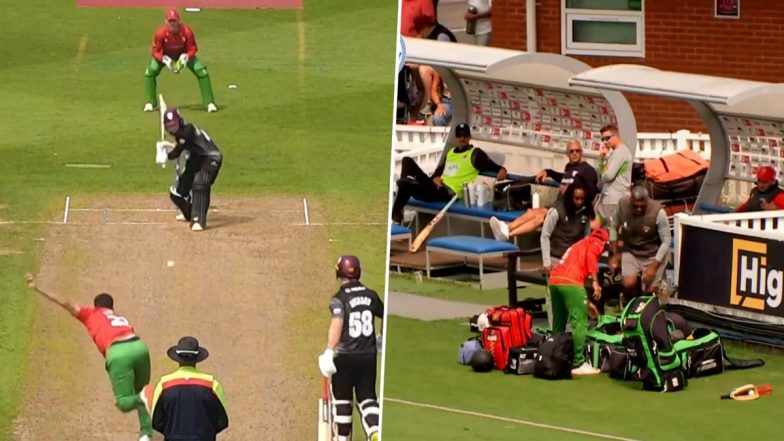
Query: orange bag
643 150 709 184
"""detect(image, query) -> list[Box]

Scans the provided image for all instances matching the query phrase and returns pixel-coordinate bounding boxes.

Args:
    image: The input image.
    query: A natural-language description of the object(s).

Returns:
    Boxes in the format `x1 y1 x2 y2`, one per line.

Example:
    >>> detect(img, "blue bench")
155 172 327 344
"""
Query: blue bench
390 224 412 247
426 235 520 289
698 203 733 214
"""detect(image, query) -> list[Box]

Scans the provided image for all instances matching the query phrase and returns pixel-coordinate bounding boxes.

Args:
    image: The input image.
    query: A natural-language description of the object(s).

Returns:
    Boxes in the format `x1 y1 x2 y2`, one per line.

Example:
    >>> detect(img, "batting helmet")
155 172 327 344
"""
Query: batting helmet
163 108 184 135
335 255 361 280
470 350 494 372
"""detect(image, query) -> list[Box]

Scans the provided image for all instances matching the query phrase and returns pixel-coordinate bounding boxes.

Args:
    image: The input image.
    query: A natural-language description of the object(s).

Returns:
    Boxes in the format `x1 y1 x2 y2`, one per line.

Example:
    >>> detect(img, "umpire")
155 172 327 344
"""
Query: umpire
318 256 383 441
151 336 229 441
161 108 223 231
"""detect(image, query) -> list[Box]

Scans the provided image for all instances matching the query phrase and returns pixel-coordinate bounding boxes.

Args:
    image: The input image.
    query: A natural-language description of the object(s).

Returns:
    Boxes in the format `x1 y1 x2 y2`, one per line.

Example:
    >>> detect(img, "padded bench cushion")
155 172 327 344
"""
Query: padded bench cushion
428 235 519 254
391 224 411 236
406 198 524 223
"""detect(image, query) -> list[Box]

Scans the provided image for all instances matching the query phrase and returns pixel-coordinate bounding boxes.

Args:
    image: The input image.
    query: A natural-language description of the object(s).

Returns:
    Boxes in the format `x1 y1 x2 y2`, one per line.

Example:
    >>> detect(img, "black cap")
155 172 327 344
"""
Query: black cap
455 123 471 137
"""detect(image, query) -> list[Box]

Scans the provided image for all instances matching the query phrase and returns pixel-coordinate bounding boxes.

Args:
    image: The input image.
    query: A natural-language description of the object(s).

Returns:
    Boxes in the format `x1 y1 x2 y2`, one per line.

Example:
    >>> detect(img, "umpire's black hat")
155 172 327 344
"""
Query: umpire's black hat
167 336 209 363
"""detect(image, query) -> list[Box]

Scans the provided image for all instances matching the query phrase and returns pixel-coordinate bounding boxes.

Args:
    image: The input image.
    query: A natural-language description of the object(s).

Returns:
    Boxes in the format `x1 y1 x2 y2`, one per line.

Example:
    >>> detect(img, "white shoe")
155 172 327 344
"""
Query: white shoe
571 362 601 376
207 103 217 113
191 223 204 231
489 216 510 241
500 221 510 240
175 214 187 222
139 436 152 441
143 103 154 112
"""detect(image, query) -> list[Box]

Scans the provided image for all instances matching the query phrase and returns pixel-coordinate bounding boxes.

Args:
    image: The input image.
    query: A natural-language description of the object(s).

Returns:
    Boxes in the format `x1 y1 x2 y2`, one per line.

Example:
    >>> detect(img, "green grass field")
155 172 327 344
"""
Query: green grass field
0 0 397 437
383 277 784 440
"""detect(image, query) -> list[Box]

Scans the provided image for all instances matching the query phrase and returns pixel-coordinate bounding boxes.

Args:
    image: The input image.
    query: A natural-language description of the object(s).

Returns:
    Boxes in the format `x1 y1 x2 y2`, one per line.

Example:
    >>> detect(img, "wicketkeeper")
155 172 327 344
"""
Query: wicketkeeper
144 9 217 113
156 108 223 231
318 256 383 441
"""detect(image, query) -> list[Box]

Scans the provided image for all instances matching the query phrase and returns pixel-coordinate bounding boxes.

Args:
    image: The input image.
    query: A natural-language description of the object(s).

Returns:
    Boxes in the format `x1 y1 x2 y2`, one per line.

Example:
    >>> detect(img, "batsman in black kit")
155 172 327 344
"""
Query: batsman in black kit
318 256 383 441
162 108 223 231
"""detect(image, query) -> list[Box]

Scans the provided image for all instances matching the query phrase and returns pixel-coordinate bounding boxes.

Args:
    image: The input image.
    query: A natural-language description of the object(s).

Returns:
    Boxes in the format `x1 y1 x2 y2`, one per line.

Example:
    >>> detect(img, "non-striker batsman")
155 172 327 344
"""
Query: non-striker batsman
318 256 383 441
144 9 217 113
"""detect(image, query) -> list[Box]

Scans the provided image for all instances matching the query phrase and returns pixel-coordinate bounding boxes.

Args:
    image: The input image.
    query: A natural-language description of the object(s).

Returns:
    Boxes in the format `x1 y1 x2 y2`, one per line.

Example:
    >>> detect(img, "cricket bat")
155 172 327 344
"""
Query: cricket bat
720 384 773 401
409 194 459 253
317 376 333 441
158 94 168 169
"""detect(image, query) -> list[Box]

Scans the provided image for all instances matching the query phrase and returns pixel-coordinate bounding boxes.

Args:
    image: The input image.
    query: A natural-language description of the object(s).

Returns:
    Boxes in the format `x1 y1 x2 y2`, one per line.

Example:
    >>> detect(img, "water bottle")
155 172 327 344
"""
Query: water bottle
463 183 472 207
532 190 540 209
466 6 478 35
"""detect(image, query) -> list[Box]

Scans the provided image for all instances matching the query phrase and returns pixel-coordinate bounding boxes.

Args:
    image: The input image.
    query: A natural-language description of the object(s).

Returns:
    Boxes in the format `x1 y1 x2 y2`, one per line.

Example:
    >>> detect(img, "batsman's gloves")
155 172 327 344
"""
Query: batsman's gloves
156 140 175 165
162 56 173 70
318 348 337 377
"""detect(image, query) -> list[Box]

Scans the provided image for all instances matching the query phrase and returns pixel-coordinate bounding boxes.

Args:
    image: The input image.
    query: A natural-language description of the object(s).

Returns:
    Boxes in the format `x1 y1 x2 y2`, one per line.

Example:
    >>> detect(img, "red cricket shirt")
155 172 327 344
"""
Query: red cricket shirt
77 307 136 357
151 24 198 62
549 235 606 287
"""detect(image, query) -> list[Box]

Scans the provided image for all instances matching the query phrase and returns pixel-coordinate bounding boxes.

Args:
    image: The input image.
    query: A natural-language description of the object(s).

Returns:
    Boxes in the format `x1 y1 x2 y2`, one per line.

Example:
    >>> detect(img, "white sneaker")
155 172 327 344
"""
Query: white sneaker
143 103 154 112
191 223 204 231
571 362 601 376
175 214 187 222
489 217 510 241
207 103 217 113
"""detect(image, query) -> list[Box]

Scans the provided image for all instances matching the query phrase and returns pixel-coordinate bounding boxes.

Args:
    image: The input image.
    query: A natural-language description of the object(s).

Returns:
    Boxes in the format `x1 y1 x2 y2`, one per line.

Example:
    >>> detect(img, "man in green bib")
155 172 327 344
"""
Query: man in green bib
392 123 507 224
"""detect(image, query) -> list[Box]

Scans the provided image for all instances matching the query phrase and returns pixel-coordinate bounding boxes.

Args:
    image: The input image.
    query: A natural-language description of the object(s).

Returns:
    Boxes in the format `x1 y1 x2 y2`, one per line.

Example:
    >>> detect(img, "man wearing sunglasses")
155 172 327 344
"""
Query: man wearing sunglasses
391 123 507 224
735 166 784 212
596 124 632 227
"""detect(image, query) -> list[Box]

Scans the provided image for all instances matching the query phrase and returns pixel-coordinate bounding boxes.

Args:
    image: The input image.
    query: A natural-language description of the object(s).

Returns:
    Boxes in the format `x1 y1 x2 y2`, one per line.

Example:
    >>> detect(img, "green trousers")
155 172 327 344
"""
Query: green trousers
549 284 588 366
105 338 152 437
144 56 215 107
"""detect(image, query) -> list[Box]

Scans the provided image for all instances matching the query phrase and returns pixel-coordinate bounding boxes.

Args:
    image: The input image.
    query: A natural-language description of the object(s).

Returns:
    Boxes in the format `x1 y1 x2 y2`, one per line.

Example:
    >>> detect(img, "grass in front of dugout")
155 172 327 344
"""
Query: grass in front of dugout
0 0 397 437
381 315 784 441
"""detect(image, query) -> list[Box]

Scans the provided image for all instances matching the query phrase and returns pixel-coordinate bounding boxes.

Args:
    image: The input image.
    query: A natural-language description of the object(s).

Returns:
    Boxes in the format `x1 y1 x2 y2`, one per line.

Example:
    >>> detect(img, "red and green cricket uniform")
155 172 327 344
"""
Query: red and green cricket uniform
77 307 152 438
144 23 215 107
548 232 607 366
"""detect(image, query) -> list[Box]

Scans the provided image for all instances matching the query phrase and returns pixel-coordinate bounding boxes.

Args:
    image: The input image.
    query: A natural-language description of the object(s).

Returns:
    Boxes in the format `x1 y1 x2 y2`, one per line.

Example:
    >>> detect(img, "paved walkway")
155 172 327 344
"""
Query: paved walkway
388 291 491 321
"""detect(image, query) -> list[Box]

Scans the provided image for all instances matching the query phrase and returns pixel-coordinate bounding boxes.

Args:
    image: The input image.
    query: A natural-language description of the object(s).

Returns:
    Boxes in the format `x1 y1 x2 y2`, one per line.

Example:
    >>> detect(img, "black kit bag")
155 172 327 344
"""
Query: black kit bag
492 181 532 211
504 346 539 375
533 332 573 380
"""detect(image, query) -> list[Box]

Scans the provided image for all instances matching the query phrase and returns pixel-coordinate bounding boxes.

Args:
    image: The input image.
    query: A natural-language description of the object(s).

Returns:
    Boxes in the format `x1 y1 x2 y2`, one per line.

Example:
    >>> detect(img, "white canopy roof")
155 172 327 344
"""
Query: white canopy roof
404 37 602 94
569 64 784 113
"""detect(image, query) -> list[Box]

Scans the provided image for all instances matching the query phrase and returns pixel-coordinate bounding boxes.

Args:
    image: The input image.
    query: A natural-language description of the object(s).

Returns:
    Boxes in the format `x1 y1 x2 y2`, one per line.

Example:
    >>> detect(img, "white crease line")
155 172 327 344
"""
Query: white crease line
69 208 304 213
292 222 387 226
0 221 165 226
384 398 645 441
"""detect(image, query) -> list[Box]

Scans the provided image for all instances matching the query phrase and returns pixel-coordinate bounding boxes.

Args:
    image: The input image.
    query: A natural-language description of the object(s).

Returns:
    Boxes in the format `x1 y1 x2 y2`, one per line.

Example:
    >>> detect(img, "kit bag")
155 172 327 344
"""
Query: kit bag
504 346 539 375
492 181 532 211
485 306 533 348
533 332 573 380
673 328 765 378
643 149 709 183
458 337 484 365
621 296 687 392
482 326 513 370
